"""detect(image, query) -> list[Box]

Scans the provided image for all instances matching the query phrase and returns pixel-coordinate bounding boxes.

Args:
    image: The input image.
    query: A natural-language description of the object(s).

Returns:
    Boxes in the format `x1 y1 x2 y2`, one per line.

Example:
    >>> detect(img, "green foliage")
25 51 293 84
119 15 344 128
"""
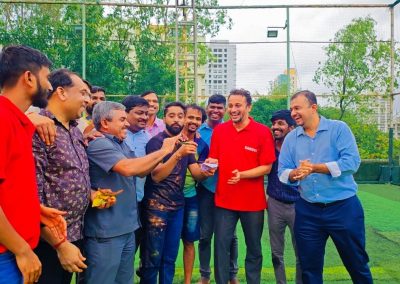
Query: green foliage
250 97 287 126
314 17 400 119
319 107 400 159
269 76 289 99
0 1 231 95
251 97 399 160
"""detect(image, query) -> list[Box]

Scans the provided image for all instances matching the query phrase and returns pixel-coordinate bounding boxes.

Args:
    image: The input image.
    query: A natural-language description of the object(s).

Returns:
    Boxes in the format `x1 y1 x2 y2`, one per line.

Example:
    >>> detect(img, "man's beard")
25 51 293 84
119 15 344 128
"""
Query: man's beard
86 104 94 116
166 123 183 136
31 77 48 108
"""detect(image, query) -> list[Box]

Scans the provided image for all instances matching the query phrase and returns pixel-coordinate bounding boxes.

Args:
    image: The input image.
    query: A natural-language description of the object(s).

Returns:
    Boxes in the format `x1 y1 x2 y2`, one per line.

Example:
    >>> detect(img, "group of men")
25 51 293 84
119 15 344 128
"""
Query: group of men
0 44 374 284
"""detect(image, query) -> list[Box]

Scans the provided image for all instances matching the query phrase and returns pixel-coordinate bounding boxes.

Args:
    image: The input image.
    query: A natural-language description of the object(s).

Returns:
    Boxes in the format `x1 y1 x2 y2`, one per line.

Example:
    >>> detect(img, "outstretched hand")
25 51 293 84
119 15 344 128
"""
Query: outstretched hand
40 205 67 240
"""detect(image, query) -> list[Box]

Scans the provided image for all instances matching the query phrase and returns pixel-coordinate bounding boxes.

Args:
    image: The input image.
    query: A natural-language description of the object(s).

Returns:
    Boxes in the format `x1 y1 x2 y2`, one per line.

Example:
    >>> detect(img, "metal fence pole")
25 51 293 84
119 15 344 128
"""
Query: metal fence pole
82 1 86 79
286 7 290 108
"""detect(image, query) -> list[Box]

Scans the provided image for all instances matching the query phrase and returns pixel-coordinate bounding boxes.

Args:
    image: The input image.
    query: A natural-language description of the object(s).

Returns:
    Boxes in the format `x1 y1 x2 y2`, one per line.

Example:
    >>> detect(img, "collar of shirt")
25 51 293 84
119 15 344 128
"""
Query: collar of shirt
227 117 256 133
0 96 35 129
147 117 165 137
39 108 79 129
102 133 124 144
150 117 164 129
296 116 329 137
128 129 149 137
199 122 213 132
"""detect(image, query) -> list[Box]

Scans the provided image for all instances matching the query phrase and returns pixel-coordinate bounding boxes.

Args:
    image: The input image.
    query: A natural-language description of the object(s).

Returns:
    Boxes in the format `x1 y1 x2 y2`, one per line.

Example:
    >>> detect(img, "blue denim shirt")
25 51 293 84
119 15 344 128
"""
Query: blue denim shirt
125 129 151 202
278 116 360 203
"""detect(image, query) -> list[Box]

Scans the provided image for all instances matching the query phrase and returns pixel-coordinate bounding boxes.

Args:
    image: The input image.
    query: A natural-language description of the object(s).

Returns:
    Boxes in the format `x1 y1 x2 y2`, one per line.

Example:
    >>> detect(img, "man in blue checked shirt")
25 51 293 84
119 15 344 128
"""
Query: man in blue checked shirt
278 90 373 284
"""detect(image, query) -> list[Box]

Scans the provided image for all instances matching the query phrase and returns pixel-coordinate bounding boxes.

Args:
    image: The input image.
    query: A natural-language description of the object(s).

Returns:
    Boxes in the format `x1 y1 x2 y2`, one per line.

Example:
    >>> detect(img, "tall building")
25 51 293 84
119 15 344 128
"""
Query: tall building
361 94 400 137
272 68 298 95
205 40 236 97
284 68 298 94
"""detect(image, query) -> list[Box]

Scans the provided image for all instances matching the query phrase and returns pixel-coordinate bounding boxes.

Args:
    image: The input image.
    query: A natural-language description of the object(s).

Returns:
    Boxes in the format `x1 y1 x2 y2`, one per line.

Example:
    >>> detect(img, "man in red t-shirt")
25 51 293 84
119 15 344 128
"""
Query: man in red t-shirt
0 45 54 284
207 89 275 284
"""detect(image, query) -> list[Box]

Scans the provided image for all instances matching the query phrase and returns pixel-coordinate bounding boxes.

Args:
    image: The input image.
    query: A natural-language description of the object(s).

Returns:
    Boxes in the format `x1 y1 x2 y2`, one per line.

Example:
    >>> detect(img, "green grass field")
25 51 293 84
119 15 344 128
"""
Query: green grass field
73 184 400 283
153 184 400 283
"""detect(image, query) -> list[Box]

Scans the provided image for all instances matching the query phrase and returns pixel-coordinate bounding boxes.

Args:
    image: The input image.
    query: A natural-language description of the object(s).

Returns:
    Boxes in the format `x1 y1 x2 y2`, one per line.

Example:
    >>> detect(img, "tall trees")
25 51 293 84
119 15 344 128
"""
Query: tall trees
0 1 231 95
314 17 400 120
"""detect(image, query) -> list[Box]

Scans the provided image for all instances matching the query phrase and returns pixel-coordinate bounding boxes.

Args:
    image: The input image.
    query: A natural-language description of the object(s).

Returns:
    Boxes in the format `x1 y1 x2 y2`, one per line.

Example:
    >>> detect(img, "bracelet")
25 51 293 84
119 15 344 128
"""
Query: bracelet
53 238 66 249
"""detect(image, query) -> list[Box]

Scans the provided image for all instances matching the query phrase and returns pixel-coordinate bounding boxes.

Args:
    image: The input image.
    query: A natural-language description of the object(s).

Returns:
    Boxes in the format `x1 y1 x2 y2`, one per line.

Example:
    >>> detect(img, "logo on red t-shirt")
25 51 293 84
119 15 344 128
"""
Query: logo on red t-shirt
244 146 258 153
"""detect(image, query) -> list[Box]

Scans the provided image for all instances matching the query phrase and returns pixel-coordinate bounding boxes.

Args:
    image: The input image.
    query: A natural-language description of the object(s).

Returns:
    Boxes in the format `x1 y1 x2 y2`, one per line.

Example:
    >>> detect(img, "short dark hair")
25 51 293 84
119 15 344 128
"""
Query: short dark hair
163 101 186 117
83 79 93 92
140 90 158 99
271 109 296 127
291 90 317 106
91 85 106 94
121 95 149 113
0 45 52 88
208 94 226 106
48 68 80 98
186 104 207 123
228 88 252 105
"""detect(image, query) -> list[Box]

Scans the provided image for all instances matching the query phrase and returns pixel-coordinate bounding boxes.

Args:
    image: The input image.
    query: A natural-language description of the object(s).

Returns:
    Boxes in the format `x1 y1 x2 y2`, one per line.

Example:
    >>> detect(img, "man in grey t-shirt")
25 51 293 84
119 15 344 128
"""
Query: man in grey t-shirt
82 101 177 284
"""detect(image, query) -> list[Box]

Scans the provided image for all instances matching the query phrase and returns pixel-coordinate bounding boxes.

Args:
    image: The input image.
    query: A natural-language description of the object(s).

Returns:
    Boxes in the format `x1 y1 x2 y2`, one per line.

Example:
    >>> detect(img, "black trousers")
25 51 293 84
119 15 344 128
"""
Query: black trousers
34 239 83 284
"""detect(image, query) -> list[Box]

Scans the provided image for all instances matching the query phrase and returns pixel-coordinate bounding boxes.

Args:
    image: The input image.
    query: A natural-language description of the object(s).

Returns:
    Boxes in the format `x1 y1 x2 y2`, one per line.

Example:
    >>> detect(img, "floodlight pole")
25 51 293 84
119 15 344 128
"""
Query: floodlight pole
286 7 290 108
267 8 290 107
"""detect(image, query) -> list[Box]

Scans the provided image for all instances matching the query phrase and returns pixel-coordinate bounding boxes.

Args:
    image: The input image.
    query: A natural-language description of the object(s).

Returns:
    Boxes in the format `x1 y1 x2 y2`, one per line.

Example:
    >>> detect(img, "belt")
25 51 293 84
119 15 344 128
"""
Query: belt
275 199 296 205
309 198 348 208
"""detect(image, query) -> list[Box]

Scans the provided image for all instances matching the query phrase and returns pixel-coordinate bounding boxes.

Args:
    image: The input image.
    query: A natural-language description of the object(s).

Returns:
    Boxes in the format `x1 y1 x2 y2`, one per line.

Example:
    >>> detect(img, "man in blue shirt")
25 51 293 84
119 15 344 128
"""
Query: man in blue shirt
121 95 152 253
267 110 301 284
278 90 373 284
83 101 177 284
197 94 239 284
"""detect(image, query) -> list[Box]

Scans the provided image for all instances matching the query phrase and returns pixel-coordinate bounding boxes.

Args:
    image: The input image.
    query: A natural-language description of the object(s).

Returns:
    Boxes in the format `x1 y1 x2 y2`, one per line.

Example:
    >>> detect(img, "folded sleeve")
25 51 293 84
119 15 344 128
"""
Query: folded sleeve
87 138 126 173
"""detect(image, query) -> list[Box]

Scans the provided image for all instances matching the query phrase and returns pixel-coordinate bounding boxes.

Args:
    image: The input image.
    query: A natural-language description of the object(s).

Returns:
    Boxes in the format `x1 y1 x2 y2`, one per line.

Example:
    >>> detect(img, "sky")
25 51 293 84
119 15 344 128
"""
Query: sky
208 0 399 103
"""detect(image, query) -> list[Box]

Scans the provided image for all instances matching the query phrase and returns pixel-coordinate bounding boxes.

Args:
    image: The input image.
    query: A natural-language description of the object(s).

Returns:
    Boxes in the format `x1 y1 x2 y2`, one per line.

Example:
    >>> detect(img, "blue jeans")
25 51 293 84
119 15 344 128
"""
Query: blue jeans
140 207 184 284
181 195 200 242
295 196 373 284
0 251 22 284
83 232 136 284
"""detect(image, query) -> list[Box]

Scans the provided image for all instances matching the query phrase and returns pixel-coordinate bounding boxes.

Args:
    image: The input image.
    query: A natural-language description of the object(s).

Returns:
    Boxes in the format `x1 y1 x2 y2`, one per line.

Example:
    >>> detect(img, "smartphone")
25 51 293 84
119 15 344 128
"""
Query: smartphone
201 162 218 171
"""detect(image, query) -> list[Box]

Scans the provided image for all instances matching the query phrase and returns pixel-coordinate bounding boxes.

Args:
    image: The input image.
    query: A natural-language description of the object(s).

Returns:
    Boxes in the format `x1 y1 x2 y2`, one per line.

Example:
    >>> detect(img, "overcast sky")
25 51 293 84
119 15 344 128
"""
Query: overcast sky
208 0 399 104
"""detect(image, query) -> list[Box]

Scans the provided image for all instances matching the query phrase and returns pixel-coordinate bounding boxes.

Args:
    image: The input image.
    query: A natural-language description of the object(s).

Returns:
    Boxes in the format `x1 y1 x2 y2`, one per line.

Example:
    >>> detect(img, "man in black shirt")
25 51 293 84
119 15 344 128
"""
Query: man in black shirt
140 102 214 284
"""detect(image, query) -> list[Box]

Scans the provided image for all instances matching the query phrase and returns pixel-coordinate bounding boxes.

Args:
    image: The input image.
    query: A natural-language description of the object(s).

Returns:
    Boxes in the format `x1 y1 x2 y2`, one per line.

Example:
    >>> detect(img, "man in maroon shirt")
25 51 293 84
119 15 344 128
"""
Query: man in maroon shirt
0 45 53 284
207 89 276 284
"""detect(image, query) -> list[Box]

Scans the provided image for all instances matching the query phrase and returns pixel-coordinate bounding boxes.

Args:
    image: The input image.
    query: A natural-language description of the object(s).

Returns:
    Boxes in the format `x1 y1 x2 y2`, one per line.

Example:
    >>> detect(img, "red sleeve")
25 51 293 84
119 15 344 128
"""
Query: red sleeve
0 118 11 180
208 126 220 159
259 126 276 165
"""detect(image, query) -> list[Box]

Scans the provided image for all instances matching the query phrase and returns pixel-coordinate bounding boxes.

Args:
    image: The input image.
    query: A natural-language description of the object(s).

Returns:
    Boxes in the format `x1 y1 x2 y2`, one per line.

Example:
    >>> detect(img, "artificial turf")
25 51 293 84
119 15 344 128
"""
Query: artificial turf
167 184 400 283
72 184 400 283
